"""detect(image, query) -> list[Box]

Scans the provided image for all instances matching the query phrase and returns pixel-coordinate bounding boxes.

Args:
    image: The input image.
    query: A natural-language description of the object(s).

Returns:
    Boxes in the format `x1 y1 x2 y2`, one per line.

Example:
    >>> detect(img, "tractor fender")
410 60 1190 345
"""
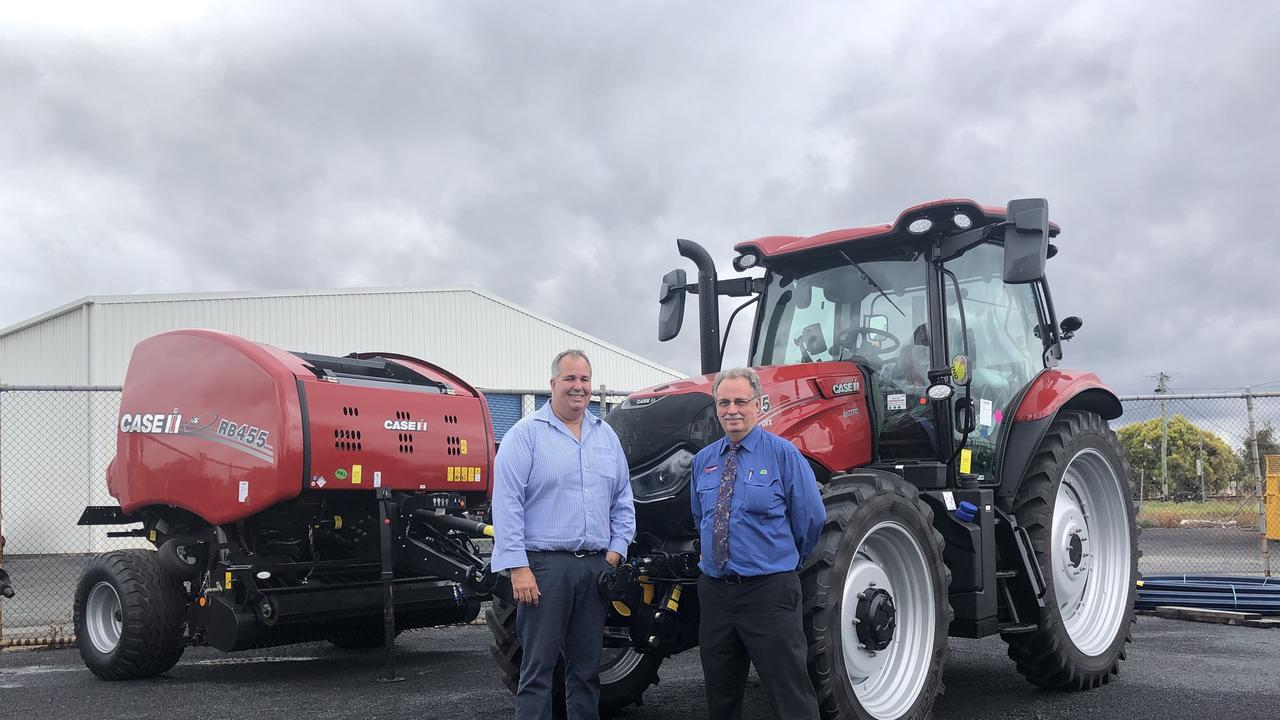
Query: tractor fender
995 370 1122 509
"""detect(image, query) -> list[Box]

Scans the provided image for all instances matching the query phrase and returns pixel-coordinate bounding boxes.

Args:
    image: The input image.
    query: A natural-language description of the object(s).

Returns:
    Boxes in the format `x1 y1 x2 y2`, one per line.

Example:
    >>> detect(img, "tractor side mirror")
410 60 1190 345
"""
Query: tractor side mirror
1060 316 1083 341
1002 198 1049 284
658 269 688 342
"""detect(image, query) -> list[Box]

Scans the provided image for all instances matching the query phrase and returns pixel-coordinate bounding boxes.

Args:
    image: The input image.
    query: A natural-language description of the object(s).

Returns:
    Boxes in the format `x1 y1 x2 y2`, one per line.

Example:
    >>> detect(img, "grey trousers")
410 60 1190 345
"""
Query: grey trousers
515 551 609 720
698 571 820 720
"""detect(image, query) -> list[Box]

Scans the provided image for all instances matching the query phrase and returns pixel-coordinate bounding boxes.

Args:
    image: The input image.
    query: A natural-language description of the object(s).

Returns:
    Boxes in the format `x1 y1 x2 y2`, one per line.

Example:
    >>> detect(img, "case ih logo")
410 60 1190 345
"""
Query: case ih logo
119 412 183 434
384 419 429 432
831 381 860 395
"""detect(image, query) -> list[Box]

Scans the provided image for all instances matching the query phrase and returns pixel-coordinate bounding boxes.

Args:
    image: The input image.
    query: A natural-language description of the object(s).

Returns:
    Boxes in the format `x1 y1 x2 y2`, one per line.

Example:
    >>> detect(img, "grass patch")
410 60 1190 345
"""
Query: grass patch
1136 499 1261 529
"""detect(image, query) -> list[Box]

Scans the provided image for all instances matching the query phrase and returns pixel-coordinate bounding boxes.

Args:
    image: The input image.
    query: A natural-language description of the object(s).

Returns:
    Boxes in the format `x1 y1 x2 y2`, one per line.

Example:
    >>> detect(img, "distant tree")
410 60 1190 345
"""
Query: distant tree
1117 415 1241 499
1235 423 1278 486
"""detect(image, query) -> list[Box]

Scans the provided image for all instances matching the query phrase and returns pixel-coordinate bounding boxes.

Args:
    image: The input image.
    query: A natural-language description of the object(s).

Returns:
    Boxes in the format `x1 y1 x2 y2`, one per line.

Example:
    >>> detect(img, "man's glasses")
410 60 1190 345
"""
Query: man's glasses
715 397 758 409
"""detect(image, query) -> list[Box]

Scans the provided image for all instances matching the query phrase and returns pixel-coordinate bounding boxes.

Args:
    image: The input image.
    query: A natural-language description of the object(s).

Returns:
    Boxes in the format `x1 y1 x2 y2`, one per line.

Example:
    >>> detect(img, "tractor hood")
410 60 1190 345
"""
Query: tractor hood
607 361 872 518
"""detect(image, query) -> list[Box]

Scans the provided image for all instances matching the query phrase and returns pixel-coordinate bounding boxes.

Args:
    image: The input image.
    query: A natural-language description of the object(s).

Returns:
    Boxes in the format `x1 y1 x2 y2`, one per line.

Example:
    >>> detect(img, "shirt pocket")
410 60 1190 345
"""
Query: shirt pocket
694 469 721 512
742 473 785 518
589 447 620 481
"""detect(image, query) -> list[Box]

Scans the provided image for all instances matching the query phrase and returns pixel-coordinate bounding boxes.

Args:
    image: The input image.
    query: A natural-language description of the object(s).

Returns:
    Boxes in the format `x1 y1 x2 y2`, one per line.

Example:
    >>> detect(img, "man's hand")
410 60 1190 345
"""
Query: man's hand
511 566 540 606
606 551 623 567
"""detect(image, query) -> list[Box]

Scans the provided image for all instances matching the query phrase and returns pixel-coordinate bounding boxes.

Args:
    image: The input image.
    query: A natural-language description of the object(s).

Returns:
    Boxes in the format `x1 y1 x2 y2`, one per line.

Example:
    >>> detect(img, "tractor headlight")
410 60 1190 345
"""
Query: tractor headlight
952 213 972 230
908 218 933 234
631 448 695 502
733 251 760 271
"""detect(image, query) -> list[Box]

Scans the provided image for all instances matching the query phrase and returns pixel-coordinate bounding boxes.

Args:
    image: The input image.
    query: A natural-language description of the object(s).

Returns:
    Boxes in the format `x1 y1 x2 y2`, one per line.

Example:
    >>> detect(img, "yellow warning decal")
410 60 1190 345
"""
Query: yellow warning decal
225 571 233 590
447 466 455 483
959 449 972 475
148 529 157 542
461 439 468 455
352 464 363 484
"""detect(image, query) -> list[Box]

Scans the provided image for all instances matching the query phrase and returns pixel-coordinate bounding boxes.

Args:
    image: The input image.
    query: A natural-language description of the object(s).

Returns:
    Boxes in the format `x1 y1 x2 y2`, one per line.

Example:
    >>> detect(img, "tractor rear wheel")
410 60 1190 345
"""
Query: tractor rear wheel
487 596 663 717
802 472 950 720
1002 410 1139 690
73 549 187 680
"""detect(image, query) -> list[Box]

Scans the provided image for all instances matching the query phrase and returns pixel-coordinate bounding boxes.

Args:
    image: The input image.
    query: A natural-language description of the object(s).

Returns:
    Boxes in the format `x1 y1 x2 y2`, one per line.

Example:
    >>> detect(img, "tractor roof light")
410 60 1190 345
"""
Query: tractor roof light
907 218 933 234
952 213 972 230
733 250 760 271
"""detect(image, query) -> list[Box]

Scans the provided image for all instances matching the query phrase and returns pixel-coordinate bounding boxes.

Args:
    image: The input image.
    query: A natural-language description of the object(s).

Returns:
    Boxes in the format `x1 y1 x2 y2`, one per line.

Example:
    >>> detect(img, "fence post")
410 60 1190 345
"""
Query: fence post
0 389 6 644
1245 388 1271 576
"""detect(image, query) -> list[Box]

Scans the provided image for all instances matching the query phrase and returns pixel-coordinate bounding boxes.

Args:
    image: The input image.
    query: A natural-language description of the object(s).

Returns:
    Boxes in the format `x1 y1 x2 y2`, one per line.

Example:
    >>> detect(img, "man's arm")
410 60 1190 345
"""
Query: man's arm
782 444 826 561
490 424 534 572
606 434 636 565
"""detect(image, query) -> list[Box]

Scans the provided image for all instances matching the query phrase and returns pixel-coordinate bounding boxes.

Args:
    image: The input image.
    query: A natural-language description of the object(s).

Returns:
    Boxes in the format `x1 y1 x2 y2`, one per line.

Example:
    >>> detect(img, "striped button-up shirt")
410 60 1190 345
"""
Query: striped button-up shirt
490 402 636 572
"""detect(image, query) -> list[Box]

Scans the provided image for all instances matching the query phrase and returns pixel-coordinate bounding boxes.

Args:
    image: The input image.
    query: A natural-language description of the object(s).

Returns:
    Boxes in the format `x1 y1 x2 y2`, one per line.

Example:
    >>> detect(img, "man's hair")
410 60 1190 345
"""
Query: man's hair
551 349 592 379
712 367 761 398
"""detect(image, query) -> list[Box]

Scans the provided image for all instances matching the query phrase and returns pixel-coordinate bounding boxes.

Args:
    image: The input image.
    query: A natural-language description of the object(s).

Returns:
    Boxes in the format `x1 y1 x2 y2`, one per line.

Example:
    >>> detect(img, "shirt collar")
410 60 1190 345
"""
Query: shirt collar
720 424 763 454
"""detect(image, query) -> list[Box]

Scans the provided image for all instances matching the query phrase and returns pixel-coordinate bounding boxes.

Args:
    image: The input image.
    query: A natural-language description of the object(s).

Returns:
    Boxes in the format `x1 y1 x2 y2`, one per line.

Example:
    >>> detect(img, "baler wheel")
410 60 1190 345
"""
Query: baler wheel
73 549 186 680
1002 411 1139 690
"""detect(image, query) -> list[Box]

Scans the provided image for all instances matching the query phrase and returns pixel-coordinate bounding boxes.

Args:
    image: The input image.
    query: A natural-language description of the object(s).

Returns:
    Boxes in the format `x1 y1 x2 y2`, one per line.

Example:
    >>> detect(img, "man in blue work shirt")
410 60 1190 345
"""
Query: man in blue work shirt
491 349 636 720
691 367 824 720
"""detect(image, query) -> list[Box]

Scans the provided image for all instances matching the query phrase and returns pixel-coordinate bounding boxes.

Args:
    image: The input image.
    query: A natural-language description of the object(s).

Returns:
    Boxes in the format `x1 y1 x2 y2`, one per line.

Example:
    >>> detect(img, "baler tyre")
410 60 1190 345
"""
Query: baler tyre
73 549 186 680
486 596 663 717
802 472 951 720
1002 410 1139 690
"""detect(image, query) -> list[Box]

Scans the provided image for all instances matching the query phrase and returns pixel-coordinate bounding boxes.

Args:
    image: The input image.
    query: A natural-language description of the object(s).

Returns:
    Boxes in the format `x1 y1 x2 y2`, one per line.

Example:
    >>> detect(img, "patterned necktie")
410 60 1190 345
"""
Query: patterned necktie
712 442 742 570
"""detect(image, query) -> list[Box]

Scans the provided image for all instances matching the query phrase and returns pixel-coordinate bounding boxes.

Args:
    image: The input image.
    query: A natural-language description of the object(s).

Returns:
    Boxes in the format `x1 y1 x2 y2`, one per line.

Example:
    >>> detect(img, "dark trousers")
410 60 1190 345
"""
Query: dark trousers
515 551 609 720
698 571 820 720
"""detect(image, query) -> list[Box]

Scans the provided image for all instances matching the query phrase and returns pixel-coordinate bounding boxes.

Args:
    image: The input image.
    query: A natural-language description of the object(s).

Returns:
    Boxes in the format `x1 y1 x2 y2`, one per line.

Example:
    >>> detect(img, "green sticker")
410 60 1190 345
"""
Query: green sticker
335 468 349 480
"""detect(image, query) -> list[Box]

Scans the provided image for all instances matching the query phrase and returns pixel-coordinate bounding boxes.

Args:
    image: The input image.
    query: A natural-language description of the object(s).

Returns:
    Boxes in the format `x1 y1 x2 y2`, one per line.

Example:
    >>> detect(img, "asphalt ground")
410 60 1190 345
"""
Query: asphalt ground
2 527 1267 640
1 615 1277 720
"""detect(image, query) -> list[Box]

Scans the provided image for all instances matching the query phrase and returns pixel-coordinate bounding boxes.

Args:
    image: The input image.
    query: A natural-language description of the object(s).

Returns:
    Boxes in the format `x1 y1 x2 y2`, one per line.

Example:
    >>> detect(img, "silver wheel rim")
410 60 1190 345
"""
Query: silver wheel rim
1053 448 1132 657
86 581 123 655
598 647 644 685
839 520 936 720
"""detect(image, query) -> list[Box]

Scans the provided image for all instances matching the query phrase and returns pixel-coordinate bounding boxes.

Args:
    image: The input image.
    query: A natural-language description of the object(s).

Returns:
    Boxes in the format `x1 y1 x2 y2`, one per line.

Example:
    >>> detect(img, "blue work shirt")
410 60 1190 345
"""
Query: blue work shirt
690 425 825 578
490 402 636 572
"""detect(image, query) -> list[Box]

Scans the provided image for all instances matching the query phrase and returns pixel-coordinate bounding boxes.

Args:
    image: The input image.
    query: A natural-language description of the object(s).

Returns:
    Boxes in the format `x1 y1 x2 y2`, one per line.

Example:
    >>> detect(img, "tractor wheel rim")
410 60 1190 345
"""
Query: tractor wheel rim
839 520 936 720
86 581 123 655
598 647 644 685
1054 447 1132 656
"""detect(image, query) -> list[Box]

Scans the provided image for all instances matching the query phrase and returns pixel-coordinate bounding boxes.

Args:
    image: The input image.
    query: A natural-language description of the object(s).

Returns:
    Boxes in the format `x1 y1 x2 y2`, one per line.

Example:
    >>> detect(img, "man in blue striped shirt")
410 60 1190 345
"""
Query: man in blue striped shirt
491 350 636 720
691 367 824 720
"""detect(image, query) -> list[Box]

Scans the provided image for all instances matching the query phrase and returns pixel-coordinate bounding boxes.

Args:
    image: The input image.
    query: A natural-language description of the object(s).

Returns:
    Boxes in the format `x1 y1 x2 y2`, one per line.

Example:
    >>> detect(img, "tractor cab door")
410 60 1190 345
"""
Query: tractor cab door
942 241 1050 483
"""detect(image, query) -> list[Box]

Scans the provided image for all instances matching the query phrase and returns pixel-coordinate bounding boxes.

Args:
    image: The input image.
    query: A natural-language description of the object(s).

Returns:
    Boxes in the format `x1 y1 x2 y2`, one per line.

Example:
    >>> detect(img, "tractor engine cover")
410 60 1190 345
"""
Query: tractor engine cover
107 329 495 524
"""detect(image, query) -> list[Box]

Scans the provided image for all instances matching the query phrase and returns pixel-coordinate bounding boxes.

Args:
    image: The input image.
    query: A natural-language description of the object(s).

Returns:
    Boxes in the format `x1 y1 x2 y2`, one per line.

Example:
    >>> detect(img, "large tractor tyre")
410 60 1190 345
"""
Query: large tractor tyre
802 472 951 720
1002 410 1139 690
487 596 663 717
73 549 187 680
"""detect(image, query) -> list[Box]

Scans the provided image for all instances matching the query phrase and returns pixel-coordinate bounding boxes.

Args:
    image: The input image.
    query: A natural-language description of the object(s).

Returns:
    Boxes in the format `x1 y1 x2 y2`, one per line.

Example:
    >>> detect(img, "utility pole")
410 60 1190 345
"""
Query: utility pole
1197 435 1205 501
1156 372 1170 499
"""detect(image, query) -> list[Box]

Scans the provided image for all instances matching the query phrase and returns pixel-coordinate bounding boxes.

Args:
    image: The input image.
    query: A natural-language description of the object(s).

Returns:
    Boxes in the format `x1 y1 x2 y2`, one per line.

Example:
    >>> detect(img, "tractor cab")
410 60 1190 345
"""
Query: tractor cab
659 198 1070 488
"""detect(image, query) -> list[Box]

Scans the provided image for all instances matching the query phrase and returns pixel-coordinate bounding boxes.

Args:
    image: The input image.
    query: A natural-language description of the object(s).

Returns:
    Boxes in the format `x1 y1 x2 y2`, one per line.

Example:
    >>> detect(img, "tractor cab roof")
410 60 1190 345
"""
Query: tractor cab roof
733 198 1061 264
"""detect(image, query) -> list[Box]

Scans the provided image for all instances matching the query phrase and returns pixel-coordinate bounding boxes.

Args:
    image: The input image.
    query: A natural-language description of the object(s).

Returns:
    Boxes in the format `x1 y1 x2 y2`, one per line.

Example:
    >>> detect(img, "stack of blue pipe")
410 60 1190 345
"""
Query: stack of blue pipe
1136 575 1280 615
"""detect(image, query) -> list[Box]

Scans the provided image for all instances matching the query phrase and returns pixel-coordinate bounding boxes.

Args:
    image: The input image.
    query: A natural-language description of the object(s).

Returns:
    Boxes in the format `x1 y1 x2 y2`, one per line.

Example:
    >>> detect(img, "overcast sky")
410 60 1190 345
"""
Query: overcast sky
2 1 1278 397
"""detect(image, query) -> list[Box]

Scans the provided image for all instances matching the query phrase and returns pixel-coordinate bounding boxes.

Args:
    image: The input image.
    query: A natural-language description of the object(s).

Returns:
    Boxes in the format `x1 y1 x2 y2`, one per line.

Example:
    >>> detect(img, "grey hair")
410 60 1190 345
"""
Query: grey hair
712 367 761 398
551 349 592 379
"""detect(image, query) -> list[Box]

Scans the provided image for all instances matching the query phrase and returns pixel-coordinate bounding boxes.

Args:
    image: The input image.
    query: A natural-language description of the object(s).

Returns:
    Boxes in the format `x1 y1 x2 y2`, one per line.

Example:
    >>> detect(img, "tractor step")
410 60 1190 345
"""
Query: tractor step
995 570 1017 579
998 622 1038 634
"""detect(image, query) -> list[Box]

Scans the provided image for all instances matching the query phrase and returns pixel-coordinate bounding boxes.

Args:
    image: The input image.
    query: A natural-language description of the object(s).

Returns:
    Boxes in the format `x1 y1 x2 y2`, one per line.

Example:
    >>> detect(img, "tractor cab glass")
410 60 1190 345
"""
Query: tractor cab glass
751 253 940 459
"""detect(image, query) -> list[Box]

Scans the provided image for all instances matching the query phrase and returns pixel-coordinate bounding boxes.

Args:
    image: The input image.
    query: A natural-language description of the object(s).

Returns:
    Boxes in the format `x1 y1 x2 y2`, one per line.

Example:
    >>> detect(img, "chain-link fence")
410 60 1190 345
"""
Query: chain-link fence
1117 391 1278 577
0 386 628 646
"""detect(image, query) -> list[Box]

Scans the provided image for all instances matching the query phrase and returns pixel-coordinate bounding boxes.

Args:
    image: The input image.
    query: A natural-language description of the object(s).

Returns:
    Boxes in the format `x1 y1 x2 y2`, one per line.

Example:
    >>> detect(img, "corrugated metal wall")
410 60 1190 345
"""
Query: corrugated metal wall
69 289 680 389
0 306 89 385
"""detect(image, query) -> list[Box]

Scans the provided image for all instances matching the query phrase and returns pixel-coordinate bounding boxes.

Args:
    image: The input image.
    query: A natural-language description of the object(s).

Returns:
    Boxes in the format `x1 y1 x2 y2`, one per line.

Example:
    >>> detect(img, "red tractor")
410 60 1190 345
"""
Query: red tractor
488 198 1139 719
74 329 502 678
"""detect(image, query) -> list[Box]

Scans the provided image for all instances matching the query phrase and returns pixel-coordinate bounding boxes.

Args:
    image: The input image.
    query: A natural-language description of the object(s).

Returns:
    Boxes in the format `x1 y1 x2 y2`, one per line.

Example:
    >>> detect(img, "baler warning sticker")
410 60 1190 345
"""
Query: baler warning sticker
352 464 363 484
446 466 482 483
238 480 249 503
461 439 468 455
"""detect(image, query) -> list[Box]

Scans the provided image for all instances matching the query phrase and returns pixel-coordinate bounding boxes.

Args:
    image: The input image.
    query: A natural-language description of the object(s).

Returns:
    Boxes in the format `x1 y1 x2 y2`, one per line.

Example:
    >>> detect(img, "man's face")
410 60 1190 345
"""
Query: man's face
550 355 592 420
714 376 760 441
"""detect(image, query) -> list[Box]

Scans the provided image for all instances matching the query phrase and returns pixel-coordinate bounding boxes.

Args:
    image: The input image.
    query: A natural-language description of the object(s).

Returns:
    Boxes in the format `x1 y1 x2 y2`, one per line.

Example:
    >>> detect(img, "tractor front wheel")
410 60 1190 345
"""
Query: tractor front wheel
487 596 663 717
1003 410 1139 690
802 472 951 720
73 549 187 680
